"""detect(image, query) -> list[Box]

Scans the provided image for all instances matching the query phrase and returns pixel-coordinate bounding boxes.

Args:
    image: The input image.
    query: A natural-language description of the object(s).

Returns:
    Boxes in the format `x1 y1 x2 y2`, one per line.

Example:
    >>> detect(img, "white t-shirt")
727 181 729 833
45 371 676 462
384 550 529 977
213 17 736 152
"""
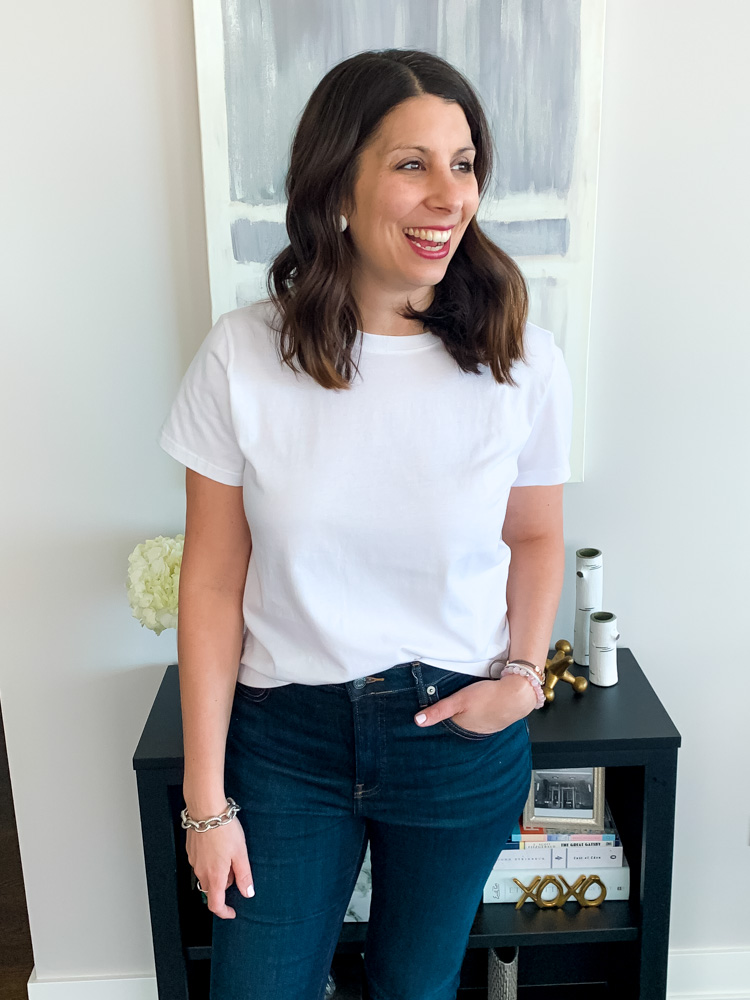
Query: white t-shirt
158 298 573 688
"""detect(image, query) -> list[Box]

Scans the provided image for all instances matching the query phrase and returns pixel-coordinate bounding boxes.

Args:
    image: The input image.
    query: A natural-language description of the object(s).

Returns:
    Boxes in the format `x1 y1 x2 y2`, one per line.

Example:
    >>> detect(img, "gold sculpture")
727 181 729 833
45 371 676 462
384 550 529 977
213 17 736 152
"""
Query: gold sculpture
543 639 588 703
512 873 607 909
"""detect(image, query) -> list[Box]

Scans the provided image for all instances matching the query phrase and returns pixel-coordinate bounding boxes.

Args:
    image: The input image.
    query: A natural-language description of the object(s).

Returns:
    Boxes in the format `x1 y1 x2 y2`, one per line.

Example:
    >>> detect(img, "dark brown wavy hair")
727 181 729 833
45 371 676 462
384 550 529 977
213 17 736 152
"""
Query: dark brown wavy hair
265 48 529 390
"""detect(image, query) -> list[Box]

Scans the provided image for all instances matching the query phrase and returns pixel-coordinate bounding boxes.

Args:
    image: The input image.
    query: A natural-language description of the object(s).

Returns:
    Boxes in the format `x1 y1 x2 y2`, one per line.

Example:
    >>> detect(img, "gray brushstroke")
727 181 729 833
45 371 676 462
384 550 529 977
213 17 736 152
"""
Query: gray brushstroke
231 217 568 264
482 219 569 257
222 0 580 204
478 0 580 197
231 219 289 264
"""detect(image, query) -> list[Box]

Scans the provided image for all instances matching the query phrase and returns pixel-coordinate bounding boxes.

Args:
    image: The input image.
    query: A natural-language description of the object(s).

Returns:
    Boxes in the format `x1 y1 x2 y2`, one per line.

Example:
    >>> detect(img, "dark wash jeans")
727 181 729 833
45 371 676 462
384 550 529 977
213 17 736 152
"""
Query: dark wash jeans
209 661 532 1000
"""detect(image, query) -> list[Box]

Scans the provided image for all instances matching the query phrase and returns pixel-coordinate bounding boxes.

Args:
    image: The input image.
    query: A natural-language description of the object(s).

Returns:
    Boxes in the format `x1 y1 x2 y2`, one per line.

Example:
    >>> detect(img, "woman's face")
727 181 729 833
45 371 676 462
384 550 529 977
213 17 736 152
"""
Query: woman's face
347 94 480 299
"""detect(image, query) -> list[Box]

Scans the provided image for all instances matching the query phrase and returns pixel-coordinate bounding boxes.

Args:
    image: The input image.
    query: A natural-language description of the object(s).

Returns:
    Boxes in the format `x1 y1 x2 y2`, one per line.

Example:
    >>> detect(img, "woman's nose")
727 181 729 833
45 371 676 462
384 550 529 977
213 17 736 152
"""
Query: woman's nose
423 167 465 214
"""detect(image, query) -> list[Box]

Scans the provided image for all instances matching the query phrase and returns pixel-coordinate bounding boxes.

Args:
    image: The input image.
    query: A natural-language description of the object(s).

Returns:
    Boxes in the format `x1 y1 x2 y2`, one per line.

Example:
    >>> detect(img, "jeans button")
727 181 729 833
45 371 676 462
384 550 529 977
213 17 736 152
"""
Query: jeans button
353 677 366 689
426 685 436 695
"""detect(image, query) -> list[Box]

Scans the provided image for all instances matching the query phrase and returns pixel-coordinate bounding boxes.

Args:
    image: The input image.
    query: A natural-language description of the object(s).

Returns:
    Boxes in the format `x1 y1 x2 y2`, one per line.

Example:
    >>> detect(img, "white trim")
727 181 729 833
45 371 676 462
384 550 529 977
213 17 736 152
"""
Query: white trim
668 948 750 999
27 967 157 1000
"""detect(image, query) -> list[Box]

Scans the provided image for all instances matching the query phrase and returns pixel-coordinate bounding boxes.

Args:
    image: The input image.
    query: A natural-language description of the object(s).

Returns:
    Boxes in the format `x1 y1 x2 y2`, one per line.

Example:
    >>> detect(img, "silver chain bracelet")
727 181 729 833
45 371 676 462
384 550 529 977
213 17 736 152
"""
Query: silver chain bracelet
180 797 241 832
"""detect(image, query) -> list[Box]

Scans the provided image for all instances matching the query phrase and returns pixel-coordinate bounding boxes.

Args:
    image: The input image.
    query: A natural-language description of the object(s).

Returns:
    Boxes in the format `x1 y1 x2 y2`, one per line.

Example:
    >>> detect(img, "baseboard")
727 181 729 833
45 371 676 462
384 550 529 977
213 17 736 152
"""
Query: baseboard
27 967 157 999
25 949 750 999
667 948 750 999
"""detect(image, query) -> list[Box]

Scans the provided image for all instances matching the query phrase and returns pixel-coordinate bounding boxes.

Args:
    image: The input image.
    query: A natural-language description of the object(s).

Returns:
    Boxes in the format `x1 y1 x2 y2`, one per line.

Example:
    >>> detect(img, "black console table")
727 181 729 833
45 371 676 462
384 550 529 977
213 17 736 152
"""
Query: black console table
133 648 681 999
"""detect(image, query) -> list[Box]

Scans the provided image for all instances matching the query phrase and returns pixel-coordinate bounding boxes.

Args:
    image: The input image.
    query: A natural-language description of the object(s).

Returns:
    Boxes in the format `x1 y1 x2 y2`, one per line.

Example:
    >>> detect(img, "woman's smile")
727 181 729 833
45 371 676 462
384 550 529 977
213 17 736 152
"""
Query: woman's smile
403 229 452 258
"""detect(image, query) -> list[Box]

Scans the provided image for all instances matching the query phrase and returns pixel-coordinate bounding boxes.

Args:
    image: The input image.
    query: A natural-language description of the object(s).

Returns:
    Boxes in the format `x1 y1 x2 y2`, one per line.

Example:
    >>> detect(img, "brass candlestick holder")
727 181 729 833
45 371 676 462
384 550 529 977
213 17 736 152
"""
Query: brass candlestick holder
544 639 588 703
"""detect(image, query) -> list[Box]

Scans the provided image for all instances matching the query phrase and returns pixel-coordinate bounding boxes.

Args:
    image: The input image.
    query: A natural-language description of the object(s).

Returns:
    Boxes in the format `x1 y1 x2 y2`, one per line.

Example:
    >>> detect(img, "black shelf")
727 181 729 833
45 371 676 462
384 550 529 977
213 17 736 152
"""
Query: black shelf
185 899 639 962
134 648 680 1000
469 899 639 947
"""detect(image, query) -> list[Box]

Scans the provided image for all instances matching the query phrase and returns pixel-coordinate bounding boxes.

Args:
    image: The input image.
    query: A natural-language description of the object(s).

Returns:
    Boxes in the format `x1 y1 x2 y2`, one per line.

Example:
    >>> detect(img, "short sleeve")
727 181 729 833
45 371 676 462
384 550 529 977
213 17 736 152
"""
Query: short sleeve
158 314 246 486
512 343 573 487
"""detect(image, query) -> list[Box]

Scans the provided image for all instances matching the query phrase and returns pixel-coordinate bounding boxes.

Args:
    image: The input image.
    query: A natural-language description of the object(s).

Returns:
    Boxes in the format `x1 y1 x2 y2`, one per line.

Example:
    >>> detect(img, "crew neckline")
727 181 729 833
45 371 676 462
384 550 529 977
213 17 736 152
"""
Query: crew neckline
357 329 442 354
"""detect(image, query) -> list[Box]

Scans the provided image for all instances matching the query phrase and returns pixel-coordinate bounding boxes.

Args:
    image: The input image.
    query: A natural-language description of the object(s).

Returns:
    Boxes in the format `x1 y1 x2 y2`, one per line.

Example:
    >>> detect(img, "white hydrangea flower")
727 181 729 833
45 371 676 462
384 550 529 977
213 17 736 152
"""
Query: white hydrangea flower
127 534 184 635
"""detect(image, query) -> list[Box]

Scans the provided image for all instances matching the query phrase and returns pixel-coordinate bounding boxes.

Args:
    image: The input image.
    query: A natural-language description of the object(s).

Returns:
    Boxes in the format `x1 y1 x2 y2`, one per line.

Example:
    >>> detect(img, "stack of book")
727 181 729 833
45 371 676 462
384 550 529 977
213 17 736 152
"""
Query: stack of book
483 801 630 904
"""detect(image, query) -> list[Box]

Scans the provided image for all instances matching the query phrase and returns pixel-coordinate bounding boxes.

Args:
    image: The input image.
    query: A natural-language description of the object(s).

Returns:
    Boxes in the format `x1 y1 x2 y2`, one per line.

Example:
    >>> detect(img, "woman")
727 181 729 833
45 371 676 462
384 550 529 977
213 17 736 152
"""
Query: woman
159 49 572 1000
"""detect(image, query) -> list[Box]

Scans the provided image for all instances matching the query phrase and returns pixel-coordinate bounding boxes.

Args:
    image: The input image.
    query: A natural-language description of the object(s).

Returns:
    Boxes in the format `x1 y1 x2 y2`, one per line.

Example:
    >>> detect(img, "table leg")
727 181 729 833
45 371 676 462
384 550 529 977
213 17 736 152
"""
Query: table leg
639 749 678 999
136 771 190 1000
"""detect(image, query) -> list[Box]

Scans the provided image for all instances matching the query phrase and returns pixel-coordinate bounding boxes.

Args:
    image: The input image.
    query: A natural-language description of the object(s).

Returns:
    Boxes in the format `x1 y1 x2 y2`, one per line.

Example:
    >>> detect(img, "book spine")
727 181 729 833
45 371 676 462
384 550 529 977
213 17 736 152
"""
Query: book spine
518 837 620 849
496 846 624 866
512 832 617 843
493 847 552 869
565 845 624 867
483 862 630 904
546 846 624 867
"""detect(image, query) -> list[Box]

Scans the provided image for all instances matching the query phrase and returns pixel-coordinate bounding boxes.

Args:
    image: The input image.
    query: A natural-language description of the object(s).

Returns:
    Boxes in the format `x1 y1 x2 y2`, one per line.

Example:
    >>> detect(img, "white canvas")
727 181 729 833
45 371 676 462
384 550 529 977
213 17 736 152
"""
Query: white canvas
192 0 607 481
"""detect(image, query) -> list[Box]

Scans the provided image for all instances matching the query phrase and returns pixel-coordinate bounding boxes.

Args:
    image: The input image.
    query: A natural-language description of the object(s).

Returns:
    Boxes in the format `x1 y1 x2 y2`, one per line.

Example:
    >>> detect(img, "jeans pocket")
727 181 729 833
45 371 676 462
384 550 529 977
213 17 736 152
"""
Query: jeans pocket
428 671 497 741
442 716 495 740
234 681 271 704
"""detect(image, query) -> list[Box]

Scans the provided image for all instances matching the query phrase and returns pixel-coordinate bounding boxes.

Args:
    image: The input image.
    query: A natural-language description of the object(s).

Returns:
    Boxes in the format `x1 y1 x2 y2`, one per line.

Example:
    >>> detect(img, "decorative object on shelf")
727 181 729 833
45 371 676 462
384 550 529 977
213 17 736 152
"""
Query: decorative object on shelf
126 533 184 634
523 767 605 831
488 946 519 1000
484 857 630 905
543 639 588 702
574 547 603 665
589 612 621 687
511 873 608 910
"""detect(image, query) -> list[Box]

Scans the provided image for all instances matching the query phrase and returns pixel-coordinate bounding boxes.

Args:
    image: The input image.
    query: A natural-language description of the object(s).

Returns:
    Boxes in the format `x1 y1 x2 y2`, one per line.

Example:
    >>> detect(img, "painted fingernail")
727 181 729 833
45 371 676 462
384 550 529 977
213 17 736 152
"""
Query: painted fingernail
246 885 255 897
416 713 427 724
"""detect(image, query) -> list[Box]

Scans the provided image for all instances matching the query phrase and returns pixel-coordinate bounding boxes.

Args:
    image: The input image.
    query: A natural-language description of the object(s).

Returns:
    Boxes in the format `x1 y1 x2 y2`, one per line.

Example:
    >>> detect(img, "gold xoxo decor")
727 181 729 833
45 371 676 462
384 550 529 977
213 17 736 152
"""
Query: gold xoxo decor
512 873 608 910
544 639 588 703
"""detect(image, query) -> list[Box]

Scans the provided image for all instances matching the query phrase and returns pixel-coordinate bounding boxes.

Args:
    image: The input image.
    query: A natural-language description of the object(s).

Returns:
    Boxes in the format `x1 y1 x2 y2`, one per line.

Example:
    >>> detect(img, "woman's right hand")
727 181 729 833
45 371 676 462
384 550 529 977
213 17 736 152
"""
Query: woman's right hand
186 818 255 919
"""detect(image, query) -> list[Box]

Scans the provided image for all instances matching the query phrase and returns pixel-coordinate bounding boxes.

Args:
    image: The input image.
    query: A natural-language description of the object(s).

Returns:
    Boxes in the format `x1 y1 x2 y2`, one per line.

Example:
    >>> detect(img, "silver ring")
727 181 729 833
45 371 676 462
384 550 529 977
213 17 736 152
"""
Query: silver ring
196 879 206 893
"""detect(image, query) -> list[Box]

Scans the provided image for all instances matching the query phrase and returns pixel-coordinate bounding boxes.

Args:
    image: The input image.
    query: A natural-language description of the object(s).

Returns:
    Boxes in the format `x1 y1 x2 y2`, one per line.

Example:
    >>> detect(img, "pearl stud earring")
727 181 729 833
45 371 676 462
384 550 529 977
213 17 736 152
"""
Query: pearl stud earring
339 215 348 232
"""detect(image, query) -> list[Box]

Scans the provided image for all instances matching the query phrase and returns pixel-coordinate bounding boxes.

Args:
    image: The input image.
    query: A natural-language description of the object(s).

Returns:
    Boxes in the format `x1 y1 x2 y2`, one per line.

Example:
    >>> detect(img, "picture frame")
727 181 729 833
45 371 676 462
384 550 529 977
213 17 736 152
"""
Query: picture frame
523 767 605 831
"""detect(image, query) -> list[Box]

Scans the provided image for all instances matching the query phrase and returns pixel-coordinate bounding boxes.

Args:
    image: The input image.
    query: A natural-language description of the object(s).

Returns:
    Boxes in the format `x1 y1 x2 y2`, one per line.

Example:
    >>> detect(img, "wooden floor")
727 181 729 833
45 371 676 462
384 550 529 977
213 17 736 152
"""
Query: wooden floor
0 700 34 999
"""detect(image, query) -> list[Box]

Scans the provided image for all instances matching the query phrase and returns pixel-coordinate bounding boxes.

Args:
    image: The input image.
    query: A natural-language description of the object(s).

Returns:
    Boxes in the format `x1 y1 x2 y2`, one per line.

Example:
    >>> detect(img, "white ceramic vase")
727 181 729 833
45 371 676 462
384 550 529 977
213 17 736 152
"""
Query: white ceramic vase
589 612 621 687
574 548 603 665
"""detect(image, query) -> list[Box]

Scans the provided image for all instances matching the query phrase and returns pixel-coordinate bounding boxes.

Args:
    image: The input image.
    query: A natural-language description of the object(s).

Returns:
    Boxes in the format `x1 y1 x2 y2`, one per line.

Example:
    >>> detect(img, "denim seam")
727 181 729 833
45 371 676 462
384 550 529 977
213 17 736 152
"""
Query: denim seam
440 717 493 741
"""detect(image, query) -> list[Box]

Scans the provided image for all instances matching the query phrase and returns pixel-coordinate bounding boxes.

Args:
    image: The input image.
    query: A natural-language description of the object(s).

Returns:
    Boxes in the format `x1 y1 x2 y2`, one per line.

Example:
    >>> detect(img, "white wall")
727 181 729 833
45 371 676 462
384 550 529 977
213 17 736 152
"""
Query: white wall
1 0 748 994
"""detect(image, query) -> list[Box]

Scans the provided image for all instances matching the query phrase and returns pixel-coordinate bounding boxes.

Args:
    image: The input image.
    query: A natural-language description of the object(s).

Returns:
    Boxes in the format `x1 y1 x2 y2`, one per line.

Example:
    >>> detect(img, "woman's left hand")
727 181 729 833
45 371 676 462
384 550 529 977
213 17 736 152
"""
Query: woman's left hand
414 673 538 734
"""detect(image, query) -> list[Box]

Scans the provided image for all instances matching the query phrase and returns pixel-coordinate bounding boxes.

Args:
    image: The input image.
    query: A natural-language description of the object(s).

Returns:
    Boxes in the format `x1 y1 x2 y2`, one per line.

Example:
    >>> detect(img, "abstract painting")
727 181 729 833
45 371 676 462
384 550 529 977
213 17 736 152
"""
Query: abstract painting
192 0 607 480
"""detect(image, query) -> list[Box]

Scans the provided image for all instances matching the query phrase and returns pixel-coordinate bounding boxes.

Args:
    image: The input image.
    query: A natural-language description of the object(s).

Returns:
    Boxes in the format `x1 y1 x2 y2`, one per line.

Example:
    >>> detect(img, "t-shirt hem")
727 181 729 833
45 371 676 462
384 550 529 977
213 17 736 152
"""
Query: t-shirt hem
237 656 505 688
158 431 245 486
512 466 571 487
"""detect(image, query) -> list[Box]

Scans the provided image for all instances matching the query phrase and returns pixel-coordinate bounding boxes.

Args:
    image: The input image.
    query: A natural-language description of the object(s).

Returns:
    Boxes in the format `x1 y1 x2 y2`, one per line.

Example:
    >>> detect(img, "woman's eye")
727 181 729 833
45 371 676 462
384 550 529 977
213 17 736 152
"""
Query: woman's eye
399 160 474 172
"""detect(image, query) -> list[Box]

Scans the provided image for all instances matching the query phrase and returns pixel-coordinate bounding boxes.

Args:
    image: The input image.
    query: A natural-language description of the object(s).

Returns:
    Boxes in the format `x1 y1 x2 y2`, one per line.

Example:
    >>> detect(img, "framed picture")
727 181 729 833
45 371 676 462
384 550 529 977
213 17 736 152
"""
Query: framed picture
523 767 605 831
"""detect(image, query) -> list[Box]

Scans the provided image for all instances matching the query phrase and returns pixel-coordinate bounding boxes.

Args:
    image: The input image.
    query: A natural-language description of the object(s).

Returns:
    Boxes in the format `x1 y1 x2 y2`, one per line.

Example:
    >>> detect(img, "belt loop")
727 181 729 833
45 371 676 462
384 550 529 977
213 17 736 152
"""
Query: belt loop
410 660 427 704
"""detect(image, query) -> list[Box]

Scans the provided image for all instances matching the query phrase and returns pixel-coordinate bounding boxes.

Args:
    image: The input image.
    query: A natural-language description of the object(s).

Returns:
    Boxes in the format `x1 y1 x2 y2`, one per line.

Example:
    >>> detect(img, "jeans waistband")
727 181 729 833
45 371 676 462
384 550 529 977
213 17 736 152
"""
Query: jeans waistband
326 660 490 700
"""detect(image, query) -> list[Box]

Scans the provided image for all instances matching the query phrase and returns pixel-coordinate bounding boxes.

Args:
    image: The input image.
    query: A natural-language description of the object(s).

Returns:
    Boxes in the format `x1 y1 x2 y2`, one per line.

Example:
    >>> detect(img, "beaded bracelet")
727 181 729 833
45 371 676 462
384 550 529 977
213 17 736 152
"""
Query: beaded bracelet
507 658 546 683
500 664 546 710
504 662 546 689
